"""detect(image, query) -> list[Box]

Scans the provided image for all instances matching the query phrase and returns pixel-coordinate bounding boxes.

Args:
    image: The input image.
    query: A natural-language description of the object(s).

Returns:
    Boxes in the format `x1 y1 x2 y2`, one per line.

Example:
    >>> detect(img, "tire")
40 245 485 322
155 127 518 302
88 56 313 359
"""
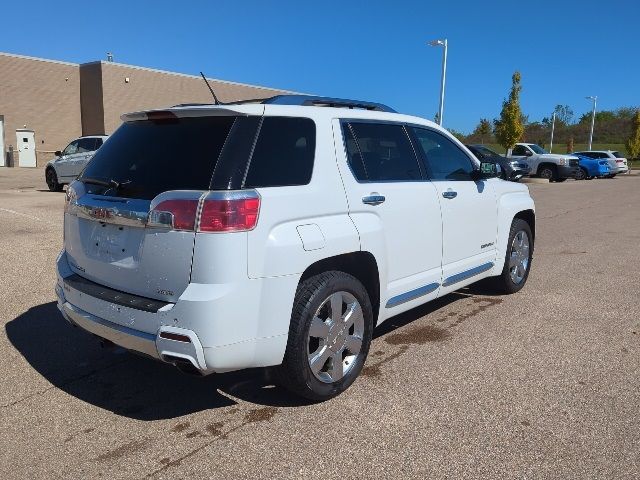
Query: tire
575 168 588 181
538 165 556 181
45 168 63 192
491 218 533 294
276 271 374 401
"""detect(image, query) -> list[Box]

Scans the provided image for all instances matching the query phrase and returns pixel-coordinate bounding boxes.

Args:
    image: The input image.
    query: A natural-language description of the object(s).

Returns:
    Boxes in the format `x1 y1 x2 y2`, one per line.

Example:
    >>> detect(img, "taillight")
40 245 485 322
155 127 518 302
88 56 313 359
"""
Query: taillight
147 190 260 233
64 185 77 213
199 191 260 232
148 199 199 231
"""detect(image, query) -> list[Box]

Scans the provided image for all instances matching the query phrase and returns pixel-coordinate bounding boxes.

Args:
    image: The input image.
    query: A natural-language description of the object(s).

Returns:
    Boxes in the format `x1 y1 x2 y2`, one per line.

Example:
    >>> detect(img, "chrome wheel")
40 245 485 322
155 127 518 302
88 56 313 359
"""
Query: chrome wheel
307 291 364 384
509 230 530 284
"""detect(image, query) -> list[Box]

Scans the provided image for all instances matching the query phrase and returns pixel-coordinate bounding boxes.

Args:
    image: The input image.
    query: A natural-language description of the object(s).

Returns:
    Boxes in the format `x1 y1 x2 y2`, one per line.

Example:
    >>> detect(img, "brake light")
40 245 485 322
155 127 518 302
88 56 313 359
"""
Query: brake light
199 192 260 232
147 190 260 232
64 185 77 213
148 199 199 231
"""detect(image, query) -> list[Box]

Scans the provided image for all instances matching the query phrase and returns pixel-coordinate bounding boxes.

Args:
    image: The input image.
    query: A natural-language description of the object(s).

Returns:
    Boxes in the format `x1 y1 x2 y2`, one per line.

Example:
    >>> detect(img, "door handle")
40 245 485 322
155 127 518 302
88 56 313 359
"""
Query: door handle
362 194 385 206
442 190 457 199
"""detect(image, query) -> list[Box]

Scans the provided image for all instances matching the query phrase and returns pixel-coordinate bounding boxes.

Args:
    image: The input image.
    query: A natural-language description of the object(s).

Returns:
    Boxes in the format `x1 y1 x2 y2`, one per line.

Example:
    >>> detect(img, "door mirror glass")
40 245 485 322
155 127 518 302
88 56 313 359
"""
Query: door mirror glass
472 161 500 180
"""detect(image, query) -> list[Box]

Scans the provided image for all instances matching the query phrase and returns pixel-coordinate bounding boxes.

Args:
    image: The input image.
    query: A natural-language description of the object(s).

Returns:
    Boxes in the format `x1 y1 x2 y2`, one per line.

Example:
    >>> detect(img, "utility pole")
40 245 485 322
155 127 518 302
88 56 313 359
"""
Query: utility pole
428 39 448 126
549 111 556 153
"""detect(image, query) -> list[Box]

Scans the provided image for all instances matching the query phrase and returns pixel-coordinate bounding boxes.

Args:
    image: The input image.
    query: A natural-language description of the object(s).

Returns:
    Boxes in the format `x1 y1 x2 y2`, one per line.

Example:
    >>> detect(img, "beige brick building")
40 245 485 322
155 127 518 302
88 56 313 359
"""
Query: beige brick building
0 52 292 167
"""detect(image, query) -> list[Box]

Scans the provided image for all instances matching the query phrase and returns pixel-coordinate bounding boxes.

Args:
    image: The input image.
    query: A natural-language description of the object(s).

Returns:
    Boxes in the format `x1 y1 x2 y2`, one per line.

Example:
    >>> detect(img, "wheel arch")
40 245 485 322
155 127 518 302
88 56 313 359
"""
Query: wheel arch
536 162 557 175
299 252 380 324
514 209 535 242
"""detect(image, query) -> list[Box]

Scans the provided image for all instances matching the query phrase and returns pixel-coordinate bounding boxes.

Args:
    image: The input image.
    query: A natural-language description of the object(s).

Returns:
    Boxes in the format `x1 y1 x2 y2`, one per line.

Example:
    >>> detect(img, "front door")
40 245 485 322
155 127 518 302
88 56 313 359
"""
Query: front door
16 130 36 167
56 139 82 179
333 120 443 321
410 126 498 293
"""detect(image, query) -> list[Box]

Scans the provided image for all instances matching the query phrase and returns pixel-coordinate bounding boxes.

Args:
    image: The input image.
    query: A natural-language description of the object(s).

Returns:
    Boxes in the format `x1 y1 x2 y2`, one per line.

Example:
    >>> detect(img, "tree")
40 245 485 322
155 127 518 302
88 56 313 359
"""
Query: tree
626 111 640 159
566 136 574 154
553 104 574 125
494 71 525 152
473 118 492 144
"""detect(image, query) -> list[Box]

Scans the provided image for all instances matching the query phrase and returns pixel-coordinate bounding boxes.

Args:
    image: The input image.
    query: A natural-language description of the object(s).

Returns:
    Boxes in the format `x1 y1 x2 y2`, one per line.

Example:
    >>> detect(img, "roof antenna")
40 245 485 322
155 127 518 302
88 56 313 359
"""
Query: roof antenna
200 72 221 105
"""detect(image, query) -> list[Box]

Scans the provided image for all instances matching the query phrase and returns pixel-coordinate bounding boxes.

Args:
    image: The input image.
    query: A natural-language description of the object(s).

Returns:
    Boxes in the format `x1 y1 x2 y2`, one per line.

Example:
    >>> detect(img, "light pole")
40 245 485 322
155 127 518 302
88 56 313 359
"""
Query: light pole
586 95 597 150
549 111 556 153
428 39 447 126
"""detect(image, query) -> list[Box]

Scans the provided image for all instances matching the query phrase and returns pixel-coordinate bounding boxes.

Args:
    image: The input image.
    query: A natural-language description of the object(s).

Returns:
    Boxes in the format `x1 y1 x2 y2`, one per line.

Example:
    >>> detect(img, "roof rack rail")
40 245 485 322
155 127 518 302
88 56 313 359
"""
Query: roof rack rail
261 95 396 112
171 95 397 112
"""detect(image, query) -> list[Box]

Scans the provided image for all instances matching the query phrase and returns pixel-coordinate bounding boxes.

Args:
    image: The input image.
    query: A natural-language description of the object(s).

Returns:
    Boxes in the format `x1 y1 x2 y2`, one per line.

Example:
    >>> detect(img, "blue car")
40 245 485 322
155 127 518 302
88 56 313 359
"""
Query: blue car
571 153 611 180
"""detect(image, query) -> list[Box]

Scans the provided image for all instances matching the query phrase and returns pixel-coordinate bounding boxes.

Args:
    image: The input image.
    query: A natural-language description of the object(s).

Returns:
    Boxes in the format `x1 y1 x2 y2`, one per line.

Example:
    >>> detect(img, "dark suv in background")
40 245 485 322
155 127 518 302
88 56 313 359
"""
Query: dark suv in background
466 144 529 181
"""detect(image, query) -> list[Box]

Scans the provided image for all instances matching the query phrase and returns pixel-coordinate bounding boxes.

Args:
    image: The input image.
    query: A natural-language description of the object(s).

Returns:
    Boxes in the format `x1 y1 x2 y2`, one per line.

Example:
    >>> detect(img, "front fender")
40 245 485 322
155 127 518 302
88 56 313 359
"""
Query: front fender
494 190 535 274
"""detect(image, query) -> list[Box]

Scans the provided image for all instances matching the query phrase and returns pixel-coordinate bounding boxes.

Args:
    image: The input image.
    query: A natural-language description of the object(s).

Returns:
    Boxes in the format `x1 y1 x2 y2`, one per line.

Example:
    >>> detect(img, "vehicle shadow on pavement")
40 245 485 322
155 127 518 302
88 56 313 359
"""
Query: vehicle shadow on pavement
7 288 500 419
5 302 314 420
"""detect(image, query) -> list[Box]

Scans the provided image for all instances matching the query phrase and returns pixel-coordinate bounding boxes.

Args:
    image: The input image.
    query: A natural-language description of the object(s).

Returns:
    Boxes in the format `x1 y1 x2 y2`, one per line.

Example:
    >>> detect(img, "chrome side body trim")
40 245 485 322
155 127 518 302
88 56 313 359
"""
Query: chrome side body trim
442 262 494 287
385 282 440 308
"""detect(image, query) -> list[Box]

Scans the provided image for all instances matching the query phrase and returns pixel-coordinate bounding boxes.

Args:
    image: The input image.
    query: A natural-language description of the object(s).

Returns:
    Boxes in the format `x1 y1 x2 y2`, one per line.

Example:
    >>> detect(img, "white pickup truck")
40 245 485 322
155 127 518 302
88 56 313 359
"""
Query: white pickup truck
508 143 580 182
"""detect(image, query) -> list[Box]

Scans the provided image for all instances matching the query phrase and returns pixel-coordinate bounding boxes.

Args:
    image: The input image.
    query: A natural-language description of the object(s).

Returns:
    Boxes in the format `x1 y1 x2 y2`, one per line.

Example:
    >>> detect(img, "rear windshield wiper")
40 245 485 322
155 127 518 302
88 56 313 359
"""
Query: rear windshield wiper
80 177 111 187
81 177 132 193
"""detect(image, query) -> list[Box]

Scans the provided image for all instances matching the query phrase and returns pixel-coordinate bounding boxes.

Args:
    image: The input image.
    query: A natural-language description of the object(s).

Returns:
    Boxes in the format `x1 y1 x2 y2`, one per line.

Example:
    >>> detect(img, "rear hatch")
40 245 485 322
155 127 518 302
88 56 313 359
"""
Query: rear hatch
64 107 262 303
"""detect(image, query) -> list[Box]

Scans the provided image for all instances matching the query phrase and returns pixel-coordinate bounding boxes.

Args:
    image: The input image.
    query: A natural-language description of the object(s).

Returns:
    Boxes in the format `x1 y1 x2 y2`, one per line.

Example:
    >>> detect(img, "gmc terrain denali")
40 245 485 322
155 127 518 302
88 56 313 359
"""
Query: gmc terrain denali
56 95 535 400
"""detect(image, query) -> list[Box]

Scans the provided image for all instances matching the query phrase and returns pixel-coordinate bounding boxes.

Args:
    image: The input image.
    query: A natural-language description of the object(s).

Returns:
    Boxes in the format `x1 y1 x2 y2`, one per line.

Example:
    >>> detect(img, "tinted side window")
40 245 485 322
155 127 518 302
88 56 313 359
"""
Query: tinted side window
347 122 422 181
411 127 475 181
512 145 529 156
77 138 96 153
342 124 367 180
244 117 315 188
94 138 104 149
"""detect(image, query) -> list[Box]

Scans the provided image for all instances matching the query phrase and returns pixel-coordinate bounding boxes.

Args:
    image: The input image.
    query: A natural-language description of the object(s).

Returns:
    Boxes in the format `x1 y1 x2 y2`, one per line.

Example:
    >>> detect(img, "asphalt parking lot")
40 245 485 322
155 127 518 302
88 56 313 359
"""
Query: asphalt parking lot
1 168 638 479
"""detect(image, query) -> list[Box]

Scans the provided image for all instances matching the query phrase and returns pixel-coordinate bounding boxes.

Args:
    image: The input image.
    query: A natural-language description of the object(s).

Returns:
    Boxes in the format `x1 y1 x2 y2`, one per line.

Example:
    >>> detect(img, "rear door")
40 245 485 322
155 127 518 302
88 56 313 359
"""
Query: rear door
65 113 241 303
410 126 498 293
334 120 442 315
56 140 81 180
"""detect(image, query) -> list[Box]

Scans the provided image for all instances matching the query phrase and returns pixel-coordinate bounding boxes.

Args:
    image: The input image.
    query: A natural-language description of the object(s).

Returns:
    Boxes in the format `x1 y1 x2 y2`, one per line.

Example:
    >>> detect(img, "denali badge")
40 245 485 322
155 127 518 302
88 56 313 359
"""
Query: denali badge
157 289 174 296
480 242 494 249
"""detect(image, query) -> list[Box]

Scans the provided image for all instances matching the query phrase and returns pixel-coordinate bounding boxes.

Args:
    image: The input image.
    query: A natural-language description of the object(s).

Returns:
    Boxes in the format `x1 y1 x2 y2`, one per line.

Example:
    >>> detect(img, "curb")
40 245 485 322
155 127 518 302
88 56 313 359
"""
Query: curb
521 177 549 184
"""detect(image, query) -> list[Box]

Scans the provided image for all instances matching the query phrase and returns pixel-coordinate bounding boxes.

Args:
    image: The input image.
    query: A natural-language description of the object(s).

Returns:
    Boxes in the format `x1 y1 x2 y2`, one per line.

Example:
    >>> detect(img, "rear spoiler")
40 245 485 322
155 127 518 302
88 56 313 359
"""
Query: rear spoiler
121 104 264 122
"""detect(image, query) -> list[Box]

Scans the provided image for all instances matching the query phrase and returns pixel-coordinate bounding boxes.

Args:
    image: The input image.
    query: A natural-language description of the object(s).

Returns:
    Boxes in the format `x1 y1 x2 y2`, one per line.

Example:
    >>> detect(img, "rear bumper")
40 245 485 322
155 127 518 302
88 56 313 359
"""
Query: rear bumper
57 284 208 371
55 250 292 374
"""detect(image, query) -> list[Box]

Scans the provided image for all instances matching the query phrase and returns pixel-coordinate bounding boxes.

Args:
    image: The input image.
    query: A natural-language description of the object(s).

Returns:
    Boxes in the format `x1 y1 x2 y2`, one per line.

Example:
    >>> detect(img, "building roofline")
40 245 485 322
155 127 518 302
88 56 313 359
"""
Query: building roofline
81 60 302 94
0 51 302 94
0 51 78 67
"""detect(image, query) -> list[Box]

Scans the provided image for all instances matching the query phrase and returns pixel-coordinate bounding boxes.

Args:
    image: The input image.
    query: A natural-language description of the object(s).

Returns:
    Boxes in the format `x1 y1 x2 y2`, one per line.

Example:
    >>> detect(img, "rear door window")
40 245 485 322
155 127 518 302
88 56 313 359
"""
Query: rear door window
80 116 236 200
243 117 316 188
344 122 422 182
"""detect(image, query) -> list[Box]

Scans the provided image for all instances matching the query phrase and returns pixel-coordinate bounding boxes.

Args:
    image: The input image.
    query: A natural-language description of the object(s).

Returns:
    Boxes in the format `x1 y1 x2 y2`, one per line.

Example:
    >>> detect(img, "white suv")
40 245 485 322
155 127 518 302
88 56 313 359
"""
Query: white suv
56 95 535 400
45 135 109 191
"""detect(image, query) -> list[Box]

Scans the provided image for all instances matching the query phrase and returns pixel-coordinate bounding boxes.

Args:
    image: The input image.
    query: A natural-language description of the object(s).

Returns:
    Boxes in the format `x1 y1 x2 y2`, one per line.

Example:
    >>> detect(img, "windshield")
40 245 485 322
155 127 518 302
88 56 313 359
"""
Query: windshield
528 144 549 154
79 116 236 200
475 146 499 156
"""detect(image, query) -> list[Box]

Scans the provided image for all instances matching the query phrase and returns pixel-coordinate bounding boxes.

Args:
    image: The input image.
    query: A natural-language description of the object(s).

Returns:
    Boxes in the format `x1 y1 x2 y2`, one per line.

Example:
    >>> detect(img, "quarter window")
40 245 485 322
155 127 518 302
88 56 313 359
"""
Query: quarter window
345 122 422 182
411 127 475 181
77 138 97 153
244 117 316 188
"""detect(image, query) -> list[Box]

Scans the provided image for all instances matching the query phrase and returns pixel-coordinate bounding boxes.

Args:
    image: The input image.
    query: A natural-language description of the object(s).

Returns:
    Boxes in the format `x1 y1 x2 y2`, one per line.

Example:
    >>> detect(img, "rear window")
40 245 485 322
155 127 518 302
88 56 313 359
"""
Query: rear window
79 116 235 200
612 151 624 158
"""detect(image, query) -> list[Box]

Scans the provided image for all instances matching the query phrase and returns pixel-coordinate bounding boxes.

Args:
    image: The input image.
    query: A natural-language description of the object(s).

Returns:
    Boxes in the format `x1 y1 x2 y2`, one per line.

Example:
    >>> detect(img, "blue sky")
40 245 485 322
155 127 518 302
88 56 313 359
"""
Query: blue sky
3 0 638 133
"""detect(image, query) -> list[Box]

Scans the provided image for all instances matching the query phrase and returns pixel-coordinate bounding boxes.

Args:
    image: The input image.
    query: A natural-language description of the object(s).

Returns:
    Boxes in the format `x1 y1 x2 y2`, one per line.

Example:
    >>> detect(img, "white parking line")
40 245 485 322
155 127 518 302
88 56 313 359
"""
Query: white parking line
0 207 61 227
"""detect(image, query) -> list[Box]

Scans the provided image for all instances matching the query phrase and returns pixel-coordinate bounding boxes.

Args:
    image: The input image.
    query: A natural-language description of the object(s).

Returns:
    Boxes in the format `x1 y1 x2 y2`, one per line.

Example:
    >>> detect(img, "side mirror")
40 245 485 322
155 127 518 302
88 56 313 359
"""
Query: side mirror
472 161 500 180
54 150 62 157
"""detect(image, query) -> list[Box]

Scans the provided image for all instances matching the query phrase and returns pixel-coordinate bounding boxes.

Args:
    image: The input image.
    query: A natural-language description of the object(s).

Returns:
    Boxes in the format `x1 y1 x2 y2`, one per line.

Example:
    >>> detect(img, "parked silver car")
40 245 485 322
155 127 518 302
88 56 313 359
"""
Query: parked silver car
45 135 108 191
